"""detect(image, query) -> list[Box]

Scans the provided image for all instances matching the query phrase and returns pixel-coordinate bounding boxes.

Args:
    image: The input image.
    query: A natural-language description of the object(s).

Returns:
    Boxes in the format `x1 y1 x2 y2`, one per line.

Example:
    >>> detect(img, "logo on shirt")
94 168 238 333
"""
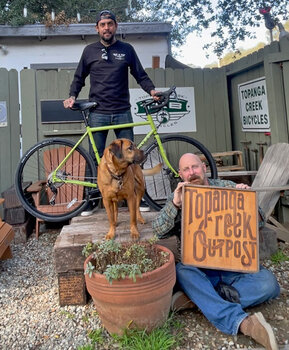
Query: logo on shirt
113 53 126 60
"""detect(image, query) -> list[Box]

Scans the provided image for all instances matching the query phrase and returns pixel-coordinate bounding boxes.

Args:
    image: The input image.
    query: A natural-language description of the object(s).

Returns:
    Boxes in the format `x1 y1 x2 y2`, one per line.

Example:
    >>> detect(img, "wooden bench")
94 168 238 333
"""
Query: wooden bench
0 198 15 260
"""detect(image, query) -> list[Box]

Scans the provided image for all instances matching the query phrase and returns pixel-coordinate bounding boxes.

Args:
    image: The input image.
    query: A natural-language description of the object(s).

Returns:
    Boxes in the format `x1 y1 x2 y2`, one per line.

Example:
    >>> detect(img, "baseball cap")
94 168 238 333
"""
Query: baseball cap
96 10 117 25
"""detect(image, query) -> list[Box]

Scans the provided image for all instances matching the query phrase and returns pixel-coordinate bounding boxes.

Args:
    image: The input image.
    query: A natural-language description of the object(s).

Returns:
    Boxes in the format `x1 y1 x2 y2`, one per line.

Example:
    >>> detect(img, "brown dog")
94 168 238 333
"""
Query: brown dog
97 138 161 240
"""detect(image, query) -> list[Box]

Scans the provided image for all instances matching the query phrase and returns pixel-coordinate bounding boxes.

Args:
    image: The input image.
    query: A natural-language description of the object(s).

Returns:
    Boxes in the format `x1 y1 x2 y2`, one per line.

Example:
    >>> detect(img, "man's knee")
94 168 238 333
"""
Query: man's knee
257 267 280 299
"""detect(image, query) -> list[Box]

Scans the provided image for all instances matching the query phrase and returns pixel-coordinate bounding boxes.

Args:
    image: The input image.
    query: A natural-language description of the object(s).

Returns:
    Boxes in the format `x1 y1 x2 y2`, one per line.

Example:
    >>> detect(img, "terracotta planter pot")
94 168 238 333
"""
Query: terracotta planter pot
84 244 176 335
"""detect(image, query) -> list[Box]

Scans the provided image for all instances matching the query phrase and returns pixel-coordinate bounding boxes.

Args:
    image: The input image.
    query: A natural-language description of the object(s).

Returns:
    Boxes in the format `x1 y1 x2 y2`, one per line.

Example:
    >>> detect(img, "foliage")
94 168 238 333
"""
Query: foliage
131 0 289 56
271 249 289 264
0 0 130 26
77 315 183 350
88 329 105 346
77 345 93 350
112 315 183 350
83 237 169 283
1 1 289 56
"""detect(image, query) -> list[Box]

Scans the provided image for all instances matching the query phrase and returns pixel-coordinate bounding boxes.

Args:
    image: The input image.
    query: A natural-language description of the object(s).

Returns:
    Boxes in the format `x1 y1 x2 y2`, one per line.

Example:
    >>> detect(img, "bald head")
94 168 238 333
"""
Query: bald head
178 153 208 185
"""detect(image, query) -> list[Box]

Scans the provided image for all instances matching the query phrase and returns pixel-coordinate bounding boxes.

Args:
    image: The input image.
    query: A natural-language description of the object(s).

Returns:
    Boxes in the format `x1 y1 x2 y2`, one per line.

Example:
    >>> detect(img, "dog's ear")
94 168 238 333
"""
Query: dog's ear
109 140 123 159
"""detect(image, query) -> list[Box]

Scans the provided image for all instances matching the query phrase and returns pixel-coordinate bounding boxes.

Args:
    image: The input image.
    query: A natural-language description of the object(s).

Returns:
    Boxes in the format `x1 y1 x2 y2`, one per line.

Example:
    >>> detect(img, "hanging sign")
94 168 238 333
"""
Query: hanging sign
130 87 196 134
238 77 270 132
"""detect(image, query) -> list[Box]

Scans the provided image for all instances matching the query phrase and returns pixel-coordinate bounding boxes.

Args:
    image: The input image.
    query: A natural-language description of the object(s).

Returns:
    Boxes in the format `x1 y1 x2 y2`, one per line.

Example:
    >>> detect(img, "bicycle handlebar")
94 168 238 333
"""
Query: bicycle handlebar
141 86 177 113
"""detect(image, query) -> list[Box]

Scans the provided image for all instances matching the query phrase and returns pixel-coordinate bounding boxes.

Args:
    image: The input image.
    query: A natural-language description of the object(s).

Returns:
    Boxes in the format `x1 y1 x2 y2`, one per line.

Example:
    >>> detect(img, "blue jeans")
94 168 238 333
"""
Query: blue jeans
89 110 134 160
176 263 280 335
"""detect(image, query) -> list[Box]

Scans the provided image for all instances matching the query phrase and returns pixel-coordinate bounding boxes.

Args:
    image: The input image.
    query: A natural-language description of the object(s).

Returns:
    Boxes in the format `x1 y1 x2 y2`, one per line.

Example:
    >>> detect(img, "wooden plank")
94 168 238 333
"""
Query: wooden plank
164 68 175 87
266 222 289 243
282 61 289 138
0 69 10 196
212 67 232 152
264 57 288 144
20 69 38 152
203 68 216 150
252 143 289 219
192 69 205 142
0 222 14 258
153 68 165 87
8 70 20 184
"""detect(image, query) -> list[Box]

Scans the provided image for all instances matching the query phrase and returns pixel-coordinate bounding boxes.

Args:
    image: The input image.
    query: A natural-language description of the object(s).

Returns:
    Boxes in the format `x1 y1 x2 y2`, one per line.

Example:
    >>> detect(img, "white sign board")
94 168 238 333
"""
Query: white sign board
130 87 196 135
0 101 8 127
238 77 270 132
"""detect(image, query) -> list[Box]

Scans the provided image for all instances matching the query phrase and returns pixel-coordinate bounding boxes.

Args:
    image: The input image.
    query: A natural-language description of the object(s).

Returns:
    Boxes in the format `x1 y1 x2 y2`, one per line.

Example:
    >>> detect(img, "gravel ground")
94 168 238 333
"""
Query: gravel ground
0 228 289 350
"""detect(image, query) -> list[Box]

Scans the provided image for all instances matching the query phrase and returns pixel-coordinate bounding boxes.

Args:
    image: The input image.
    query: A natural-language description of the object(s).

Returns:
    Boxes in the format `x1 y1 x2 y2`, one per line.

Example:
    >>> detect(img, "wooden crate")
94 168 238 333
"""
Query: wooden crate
200 151 245 172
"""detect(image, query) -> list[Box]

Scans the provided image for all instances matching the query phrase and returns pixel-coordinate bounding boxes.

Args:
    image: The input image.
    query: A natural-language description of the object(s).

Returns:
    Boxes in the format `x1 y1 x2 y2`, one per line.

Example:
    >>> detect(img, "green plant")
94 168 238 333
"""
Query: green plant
88 329 104 345
271 250 289 264
60 310 75 319
77 345 94 350
83 238 169 284
112 315 183 350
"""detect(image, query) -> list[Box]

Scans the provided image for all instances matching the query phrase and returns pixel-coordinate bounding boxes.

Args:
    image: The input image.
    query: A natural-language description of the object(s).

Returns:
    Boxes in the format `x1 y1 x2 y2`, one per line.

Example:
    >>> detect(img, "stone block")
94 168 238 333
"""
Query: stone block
12 216 35 244
259 225 278 260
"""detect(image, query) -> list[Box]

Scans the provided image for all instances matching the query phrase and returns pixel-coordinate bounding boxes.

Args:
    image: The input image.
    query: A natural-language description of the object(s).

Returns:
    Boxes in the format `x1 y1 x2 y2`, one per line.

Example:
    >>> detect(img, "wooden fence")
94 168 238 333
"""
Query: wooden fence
1 37 289 209
19 67 231 156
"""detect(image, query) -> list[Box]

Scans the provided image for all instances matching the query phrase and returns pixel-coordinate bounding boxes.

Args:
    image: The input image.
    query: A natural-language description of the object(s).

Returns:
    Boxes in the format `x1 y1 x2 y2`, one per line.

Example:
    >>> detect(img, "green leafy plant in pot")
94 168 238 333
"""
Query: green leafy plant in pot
83 238 176 335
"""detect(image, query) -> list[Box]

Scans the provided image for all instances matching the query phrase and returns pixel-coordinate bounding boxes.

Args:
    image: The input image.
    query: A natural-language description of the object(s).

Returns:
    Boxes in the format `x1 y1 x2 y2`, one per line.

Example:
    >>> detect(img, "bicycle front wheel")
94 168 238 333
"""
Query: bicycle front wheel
142 135 218 211
15 138 97 222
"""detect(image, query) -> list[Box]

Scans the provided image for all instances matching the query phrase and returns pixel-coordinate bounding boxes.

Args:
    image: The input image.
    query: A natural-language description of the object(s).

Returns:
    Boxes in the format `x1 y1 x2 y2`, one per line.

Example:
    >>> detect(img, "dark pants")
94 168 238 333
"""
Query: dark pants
89 110 134 160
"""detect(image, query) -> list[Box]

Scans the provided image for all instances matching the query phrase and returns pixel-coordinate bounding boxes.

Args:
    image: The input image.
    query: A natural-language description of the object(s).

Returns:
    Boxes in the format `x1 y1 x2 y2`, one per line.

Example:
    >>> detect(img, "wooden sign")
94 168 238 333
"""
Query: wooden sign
181 184 259 273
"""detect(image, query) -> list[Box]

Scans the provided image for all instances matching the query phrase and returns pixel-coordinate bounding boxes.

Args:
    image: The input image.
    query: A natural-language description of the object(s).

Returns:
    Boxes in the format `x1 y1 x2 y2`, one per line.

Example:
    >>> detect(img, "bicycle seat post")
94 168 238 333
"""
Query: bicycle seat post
82 110 89 127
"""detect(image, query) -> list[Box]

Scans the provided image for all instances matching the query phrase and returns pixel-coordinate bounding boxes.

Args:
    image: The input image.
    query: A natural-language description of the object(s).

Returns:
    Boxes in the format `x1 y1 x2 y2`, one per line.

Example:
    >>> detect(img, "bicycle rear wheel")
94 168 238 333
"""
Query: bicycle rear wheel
142 135 218 211
15 138 98 222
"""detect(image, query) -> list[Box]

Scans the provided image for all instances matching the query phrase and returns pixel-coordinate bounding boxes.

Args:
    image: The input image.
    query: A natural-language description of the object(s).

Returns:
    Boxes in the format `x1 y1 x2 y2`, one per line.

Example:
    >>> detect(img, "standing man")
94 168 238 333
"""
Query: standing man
64 9 158 215
153 153 280 350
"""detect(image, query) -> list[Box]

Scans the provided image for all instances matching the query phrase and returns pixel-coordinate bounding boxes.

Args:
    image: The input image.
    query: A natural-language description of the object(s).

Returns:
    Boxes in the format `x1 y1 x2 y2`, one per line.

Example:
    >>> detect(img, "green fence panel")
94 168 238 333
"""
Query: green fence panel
0 68 20 213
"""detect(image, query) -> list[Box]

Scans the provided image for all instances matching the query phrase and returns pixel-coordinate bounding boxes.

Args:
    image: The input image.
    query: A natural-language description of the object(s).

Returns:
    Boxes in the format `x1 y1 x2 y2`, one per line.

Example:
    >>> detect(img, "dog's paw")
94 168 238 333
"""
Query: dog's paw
138 217 145 224
130 227 140 240
137 213 145 224
105 230 115 240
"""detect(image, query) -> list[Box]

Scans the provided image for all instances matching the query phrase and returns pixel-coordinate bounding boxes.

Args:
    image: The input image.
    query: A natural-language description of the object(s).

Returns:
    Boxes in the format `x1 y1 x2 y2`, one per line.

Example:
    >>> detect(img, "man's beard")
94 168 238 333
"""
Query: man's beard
101 32 114 45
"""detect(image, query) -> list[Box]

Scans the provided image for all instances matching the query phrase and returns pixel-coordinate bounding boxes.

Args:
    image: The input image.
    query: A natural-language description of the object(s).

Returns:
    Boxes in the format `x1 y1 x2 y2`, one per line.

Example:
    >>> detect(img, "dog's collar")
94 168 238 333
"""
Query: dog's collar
106 164 125 189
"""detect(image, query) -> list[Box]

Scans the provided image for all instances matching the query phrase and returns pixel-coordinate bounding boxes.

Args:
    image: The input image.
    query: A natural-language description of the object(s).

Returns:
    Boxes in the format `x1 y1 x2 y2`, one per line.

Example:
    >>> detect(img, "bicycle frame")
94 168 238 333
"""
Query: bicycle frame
52 111 179 188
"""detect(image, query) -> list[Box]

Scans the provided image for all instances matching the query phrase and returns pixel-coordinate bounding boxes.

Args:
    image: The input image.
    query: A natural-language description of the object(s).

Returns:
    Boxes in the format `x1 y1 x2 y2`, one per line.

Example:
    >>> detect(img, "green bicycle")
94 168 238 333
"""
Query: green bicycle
15 87 218 222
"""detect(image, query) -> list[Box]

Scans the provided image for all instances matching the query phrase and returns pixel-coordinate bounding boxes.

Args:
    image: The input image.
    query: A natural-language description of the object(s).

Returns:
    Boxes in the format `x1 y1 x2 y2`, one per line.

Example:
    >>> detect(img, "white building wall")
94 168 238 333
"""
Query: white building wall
0 35 168 72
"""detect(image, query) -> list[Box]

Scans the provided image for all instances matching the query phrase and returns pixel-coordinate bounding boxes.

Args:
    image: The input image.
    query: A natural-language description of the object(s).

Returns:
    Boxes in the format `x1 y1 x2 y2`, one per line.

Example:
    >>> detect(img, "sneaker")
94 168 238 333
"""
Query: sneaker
140 200 150 212
171 291 196 312
240 312 278 350
81 203 98 217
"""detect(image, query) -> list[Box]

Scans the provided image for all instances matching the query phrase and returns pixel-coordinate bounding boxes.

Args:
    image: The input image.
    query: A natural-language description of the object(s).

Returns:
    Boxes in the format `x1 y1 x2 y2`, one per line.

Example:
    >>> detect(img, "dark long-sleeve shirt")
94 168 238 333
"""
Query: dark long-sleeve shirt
69 40 155 114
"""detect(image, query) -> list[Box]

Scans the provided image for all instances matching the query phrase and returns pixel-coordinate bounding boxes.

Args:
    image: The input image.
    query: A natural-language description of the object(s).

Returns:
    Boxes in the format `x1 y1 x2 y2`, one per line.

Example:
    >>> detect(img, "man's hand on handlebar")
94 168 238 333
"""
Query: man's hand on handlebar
63 96 76 109
150 90 162 102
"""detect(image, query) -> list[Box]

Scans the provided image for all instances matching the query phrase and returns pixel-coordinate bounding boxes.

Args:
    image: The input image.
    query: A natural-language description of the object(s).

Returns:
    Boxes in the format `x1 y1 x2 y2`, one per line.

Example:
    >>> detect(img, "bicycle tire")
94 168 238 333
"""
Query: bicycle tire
142 135 218 211
15 138 98 222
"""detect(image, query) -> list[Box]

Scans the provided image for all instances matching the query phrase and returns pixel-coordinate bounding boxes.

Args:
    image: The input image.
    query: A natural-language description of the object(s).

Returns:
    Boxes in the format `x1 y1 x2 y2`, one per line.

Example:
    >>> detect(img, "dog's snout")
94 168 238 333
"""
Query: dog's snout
134 149 145 163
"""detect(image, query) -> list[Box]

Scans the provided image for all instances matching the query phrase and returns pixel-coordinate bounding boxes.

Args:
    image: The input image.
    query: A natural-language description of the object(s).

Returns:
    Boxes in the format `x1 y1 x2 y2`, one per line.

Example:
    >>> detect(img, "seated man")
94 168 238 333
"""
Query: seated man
152 153 280 350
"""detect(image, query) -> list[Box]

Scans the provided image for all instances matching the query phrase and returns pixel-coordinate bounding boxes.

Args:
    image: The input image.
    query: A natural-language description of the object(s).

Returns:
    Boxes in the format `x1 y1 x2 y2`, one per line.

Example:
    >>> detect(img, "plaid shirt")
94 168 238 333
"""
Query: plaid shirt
152 178 265 239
